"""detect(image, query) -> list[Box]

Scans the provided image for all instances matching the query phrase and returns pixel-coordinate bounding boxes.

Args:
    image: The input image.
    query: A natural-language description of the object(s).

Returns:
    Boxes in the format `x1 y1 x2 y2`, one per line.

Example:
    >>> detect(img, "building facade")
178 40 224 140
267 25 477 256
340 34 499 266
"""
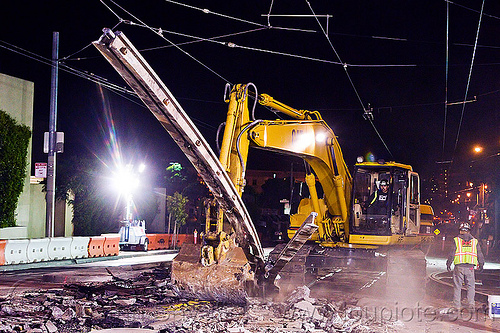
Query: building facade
0 73 72 239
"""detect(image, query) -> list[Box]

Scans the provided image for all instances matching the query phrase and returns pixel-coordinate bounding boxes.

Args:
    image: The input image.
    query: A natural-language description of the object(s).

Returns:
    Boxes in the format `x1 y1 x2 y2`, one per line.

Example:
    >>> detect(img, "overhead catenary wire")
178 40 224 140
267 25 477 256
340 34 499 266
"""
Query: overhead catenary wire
61 0 126 61
304 0 394 158
115 16 416 68
0 39 135 97
443 0 450 156
138 27 268 53
266 0 275 27
452 0 486 155
164 0 267 28
445 0 500 21
104 0 232 84
227 43 415 68
163 0 317 33
94 0 418 109
61 27 268 61
0 38 218 132
61 1 125 62
60 43 94 62
95 0 497 154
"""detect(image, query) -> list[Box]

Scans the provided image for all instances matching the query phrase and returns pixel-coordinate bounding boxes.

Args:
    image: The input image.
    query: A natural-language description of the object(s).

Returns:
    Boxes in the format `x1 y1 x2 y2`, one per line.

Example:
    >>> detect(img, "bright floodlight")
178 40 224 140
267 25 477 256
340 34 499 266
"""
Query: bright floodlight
474 146 483 153
293 132 315 151
113 166 140 194
315 132 326 143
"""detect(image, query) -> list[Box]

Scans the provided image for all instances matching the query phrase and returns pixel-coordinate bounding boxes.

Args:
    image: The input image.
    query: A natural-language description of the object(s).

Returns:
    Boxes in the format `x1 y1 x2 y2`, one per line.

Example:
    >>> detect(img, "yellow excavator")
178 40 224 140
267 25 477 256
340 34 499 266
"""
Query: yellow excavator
94 29 434 302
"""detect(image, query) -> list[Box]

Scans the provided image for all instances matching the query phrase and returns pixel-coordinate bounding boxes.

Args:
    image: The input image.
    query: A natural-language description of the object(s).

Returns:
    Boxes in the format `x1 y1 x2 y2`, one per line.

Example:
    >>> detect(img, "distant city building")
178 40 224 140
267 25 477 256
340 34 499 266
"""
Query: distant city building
244 169 305 194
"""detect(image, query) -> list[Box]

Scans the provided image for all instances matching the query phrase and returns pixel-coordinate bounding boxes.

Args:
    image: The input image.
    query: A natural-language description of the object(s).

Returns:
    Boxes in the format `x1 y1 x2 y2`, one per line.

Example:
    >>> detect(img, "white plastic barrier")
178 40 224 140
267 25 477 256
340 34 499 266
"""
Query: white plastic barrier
48 237 72 260
4 239 29 265
70 237 90 258
27 238 50 262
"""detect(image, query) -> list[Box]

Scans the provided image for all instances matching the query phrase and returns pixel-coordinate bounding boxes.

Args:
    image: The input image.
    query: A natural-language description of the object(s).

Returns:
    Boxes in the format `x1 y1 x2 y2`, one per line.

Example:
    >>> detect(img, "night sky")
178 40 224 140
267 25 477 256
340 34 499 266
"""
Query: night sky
1 1 499 190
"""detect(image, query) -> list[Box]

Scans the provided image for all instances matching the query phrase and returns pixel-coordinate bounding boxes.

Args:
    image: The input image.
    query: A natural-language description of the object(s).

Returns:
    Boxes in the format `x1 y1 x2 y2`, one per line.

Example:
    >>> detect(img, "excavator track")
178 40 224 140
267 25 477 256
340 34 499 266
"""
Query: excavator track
269 243 426 297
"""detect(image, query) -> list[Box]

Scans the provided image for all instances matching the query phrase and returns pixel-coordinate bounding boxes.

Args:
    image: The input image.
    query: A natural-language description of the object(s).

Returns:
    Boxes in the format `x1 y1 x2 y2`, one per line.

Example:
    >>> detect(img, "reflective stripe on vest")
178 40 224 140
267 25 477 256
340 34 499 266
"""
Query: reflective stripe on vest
370 191 378 205
453 237 478 265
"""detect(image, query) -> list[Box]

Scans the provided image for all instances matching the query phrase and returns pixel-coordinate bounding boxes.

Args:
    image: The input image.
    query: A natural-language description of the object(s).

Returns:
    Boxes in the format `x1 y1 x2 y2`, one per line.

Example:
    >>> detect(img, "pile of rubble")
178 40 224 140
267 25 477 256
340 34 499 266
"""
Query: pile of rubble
0 267 402 332
159 286 400 333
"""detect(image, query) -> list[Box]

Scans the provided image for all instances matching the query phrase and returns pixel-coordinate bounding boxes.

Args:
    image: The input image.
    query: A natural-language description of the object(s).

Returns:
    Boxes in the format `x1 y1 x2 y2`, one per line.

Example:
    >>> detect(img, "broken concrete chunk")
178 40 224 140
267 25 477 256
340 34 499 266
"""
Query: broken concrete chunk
285 285 315 305
227 327 252 333
45 320 58 333
50 306 64 319
114 297 137 306
61 307 76 321
294 300 316 317
104 312 155 327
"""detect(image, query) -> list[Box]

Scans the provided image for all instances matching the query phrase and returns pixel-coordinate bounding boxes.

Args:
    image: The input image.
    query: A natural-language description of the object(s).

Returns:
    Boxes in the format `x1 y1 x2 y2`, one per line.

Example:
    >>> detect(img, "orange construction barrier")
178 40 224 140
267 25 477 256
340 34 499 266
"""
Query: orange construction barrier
175 234 186 248
103 234 120 256
0 240 6 266
155 234 169 250
88 236 105 257
175 234 194 247
146 234 158 250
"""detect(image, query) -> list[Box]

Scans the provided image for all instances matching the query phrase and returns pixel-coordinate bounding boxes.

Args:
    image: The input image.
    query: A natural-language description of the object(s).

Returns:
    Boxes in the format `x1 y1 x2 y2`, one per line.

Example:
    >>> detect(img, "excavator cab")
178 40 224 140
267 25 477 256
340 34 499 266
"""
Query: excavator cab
349 161 422 246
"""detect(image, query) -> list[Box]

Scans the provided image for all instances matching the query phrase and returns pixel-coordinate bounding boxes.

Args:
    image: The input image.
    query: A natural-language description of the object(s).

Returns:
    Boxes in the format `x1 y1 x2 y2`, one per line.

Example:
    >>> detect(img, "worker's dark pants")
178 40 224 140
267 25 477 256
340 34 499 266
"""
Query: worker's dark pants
453 264 476 308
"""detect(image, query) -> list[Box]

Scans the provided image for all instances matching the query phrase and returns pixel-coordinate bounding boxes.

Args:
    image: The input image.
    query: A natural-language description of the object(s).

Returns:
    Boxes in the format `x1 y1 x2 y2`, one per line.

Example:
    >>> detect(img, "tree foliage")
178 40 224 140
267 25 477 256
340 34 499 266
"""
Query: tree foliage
164 162 211 230
166 192 188 229
165 162 187 195
0 110 31 228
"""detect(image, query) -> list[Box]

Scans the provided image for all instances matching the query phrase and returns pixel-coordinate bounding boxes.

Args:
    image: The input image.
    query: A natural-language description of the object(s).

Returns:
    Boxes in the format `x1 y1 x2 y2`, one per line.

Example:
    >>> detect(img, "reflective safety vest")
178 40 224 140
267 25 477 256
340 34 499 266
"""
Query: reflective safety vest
453 237 478 266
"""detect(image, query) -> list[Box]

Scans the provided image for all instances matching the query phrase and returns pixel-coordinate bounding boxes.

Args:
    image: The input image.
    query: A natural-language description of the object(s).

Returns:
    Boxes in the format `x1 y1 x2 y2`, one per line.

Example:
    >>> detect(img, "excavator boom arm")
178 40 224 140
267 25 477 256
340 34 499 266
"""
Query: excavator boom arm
247 119 352 221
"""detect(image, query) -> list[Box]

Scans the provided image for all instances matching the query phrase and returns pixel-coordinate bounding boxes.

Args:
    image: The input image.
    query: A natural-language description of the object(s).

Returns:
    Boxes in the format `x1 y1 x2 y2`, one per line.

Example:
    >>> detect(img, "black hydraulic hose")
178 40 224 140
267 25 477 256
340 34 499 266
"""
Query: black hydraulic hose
243 83 258 121
236 119 262 177
216 122 226 154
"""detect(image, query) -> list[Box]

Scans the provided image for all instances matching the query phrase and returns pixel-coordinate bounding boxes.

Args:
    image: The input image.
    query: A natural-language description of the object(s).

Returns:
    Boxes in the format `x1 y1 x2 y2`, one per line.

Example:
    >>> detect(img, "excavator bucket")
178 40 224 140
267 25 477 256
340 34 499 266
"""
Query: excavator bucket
171 244 255 304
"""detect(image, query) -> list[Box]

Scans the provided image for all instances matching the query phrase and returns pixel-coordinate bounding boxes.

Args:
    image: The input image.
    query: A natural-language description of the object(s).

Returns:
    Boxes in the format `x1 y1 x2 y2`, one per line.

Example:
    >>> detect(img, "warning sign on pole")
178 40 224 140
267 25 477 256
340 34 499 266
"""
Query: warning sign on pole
35 163 47 178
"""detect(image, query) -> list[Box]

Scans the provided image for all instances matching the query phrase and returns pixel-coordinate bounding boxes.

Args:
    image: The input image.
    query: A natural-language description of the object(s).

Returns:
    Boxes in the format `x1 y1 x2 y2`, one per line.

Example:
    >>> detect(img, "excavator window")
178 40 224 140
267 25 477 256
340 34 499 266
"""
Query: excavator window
350 168 392 236
410 174 420 205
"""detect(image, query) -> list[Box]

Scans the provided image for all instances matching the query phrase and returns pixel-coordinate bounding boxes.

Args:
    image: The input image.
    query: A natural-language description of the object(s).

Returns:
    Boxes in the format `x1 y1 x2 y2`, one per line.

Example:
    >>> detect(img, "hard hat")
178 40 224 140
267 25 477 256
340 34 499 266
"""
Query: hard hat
379 179 389 186
459 222 471 231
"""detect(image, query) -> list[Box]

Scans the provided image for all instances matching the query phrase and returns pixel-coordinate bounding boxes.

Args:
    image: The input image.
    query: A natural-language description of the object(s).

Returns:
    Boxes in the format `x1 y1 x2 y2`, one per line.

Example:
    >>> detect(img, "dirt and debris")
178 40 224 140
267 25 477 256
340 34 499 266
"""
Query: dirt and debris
0 266 406 333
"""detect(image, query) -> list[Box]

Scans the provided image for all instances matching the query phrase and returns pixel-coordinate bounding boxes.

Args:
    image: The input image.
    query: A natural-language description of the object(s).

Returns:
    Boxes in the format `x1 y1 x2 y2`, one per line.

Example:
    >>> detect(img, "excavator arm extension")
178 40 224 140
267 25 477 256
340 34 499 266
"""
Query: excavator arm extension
93 29 264 268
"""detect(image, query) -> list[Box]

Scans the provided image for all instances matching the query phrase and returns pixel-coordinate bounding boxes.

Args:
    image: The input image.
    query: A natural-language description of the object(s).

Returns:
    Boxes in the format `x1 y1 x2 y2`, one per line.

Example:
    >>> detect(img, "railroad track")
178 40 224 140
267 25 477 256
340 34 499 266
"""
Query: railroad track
428 269 500 303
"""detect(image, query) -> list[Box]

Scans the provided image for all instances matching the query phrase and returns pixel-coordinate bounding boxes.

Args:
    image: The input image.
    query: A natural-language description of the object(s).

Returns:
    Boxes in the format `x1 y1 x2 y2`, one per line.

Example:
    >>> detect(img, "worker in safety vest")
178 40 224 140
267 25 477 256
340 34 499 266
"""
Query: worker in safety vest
446 222 484 310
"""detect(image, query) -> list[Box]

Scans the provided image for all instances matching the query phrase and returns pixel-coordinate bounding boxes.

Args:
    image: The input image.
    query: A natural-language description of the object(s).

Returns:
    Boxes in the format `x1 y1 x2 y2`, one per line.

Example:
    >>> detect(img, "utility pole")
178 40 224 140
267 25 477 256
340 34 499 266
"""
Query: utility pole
46 32 59 238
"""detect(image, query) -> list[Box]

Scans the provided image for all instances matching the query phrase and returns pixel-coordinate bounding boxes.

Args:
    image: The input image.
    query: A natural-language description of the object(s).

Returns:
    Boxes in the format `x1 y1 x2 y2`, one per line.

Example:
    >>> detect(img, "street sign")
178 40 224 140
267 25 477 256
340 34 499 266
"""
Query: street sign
35 162 47 178
434 229 440 235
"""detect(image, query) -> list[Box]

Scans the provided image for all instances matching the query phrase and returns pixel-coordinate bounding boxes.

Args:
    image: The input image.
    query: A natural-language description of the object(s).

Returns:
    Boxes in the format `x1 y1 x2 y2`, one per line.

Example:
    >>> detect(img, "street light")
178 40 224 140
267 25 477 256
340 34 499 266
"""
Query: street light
473 146 483 154
471 143 500 162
